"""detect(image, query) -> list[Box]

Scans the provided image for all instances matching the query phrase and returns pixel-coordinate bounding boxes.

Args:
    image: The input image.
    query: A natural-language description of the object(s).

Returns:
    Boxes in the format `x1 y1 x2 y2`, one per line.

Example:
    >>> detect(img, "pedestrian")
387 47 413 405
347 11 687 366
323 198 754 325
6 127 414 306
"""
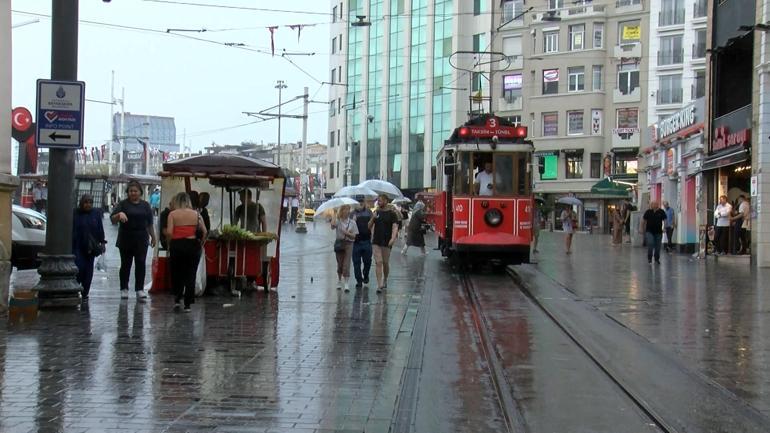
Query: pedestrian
713 195 732 255
729 195 749 254
532 203 542 253
72 194 106 300
332 205 358 292
234 189 266 233
368 194 400 293
282 196 289 223
663 201 676 252
290 196 300 225
640 200 667 264
165 192 207 312
402 201 427 256
560 206 576 254
40 182 48 214
32 182 43 213
198 192 211 232
158 198 173 251
611 206 623 245
110 180 157 300
351 197 373 289
149 187 161 216
622 201 632 243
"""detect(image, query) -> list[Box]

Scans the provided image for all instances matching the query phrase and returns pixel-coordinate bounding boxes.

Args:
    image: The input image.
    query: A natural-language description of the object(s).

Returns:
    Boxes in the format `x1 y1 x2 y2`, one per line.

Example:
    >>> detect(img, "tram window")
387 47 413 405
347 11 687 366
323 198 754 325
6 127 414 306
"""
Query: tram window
454 152 473 194
517 154 531 195
494 154 514 195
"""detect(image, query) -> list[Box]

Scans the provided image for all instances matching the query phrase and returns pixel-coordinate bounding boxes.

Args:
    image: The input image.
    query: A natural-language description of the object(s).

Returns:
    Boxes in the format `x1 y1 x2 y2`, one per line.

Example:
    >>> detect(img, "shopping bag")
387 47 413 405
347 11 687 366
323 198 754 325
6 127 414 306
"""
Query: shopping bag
195 252 207 297
96 254 107 272
662 232 669 244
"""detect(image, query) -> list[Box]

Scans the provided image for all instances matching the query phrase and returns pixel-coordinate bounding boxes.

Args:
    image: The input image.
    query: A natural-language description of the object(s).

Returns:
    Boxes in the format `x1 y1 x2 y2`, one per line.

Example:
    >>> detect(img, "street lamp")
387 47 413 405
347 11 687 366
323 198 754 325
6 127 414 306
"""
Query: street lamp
275 80 287 167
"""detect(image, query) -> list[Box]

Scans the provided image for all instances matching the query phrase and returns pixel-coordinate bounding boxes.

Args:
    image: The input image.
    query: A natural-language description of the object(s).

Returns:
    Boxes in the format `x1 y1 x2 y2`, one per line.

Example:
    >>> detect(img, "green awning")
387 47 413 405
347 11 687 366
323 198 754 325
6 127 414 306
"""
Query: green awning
590 177 632 196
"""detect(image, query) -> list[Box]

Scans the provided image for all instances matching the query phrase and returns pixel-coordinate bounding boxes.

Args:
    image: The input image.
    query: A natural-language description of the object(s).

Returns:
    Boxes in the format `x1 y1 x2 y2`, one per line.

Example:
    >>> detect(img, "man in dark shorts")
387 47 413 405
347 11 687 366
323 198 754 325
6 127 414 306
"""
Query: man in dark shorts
368 194 399 293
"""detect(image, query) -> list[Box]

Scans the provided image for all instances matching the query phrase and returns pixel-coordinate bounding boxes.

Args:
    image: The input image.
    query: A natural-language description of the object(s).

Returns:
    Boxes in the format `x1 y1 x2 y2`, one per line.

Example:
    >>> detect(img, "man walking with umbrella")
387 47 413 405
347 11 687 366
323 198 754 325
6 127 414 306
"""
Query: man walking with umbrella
351 196 373 289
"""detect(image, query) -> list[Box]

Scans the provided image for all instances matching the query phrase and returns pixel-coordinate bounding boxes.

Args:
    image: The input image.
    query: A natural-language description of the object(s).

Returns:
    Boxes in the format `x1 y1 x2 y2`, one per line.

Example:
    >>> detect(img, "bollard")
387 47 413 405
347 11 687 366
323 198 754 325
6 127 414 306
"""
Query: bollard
9 290 38 323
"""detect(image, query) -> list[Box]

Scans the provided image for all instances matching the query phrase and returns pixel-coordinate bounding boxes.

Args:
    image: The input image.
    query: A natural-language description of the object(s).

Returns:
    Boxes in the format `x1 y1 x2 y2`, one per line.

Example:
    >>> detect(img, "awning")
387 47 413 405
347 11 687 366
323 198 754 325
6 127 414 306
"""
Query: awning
533 150 559 157
701 147 749 172
561 148 584 156
590 177 632 196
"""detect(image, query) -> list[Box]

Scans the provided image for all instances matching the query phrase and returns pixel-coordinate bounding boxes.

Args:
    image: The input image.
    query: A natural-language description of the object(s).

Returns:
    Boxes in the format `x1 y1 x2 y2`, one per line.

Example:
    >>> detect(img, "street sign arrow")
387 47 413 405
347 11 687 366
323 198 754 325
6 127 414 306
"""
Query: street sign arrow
49 132 72 141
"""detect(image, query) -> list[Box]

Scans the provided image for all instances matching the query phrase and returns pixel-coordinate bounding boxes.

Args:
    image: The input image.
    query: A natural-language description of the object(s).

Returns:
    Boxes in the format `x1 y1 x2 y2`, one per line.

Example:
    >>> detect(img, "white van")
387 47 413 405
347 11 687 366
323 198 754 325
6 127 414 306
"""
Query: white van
11 205 46 269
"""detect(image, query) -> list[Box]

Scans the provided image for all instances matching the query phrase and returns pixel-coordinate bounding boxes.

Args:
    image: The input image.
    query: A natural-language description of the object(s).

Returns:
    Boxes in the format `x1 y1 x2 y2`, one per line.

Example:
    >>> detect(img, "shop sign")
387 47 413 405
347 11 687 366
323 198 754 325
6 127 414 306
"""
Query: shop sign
613 127 640 134
655 104 697 141
622 25 641 40
666 148 676 176
712 126 750 152
591 109 602 135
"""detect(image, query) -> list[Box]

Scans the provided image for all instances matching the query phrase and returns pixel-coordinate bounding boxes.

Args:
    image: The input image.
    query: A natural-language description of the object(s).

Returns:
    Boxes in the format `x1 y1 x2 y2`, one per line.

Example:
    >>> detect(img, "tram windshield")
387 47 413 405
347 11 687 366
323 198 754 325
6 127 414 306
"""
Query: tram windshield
453 151 531 196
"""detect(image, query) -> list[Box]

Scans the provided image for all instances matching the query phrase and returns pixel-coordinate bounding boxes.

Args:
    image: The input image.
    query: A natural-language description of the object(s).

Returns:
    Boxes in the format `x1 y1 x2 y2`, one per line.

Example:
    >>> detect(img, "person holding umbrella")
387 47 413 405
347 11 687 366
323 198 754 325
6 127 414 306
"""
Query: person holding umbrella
369 194 400 293
557 196 581 254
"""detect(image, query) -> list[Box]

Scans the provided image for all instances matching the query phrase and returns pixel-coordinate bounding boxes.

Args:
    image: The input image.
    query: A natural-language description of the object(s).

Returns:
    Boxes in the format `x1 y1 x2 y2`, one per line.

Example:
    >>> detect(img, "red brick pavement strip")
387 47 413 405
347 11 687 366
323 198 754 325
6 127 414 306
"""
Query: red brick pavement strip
524 231 770 416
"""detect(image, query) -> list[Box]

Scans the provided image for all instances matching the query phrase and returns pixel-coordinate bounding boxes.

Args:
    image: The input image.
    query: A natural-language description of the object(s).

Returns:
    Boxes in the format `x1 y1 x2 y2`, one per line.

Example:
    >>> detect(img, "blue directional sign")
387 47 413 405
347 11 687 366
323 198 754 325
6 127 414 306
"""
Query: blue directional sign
35 79 85 149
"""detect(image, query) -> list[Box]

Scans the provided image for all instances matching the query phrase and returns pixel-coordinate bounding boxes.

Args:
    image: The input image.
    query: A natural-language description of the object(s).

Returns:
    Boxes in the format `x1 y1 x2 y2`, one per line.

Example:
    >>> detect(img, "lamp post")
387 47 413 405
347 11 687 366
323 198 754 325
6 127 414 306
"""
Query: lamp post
295 87 309 233
275 80 287 166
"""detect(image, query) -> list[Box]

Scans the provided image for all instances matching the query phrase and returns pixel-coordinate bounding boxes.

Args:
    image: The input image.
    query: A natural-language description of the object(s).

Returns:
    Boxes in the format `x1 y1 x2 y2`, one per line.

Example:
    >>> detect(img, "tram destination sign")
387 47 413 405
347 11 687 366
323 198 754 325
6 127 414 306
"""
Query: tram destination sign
460 117 528 139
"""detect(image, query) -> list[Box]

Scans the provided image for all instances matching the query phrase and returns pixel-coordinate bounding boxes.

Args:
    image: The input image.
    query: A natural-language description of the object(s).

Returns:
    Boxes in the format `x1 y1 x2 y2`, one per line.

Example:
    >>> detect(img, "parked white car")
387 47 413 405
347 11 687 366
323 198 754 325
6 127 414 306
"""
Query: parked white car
11 205 46 269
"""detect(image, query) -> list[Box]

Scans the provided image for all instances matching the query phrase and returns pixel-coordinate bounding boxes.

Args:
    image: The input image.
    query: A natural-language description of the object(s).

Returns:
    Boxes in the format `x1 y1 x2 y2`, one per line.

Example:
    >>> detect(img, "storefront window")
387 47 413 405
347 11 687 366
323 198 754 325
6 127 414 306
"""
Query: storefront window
565 153 583 179
540 154 558 180
614 154 638 174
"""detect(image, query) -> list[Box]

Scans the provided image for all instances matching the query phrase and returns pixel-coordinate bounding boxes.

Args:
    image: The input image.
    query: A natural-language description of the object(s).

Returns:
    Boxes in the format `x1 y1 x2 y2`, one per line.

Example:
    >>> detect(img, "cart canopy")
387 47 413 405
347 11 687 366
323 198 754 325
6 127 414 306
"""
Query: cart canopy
162 154 283 179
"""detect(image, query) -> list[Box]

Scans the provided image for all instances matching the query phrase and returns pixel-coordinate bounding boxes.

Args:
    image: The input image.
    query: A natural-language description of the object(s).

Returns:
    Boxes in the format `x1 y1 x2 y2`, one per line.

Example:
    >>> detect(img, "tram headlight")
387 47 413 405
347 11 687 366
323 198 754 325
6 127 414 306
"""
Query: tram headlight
484 208 503 227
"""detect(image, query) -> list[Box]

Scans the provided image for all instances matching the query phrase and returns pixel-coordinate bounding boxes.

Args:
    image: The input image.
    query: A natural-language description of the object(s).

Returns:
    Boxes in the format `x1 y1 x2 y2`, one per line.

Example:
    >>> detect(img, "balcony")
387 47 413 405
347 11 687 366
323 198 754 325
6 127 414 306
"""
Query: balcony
532 9 562 22
659 10 685 27
693 0 707 18
497 96 523 112
615 0 643 12
566 3 606 16
613 86 641 103
658 49 684 66
613 42 641 58
612 129 641 148
656 88 683 105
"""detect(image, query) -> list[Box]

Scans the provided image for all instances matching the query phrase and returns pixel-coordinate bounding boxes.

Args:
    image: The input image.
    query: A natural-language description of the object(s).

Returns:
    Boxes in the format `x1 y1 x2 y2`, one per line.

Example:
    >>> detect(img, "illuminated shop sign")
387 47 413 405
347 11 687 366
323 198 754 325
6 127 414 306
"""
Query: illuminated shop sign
712 126 750 152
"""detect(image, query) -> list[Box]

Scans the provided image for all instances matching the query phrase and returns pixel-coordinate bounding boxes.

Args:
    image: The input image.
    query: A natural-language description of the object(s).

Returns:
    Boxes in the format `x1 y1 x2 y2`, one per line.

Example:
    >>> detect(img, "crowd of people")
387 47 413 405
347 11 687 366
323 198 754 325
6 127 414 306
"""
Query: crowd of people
330 194 427 293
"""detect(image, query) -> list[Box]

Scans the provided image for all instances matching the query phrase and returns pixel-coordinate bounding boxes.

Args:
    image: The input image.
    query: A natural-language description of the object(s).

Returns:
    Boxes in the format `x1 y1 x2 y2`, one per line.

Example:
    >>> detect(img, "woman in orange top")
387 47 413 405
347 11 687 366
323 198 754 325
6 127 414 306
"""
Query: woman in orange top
165 192 207 311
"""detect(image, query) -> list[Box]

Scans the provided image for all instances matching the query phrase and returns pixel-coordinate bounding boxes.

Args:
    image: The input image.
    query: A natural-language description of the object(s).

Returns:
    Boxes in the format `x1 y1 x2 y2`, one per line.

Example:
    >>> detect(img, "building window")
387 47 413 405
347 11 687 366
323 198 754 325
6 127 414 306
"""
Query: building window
336 162 340 180
473 33 485 52
503 73 523 103
543 112 558 136
337 98 341 114
693 29 706 58
590 153 602 178
547 0 563 10
658 35 683 65
330 130 335 147
592 65 603 90
544 31 559 53
660 0 685 26
472 72 483 92
502 0 524 24
565 153 583 179
540 154 558 180
337 129 341 147
332 5 337 22
568 67 585 92
694 0 707 17
658 74 683 104
618 20 641 44
329 163 334 178
332 37 337 54
506 115 522 125
339 35 343 51
338 66 342 83
593 22 604 48
474 0 485 15
331 68 336 84
330 100 336 117
543 69 559 95
617 61 639 95
614 153 638 175
569 24 585 51
693 70 706 99
568 110 584 135
616 108 639 130
502 35 522 61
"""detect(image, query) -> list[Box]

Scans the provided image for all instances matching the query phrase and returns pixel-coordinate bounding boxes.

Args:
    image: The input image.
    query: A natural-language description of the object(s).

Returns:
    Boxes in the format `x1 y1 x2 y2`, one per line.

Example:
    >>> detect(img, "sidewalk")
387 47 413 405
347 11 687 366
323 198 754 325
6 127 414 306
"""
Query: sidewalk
529 231 770 416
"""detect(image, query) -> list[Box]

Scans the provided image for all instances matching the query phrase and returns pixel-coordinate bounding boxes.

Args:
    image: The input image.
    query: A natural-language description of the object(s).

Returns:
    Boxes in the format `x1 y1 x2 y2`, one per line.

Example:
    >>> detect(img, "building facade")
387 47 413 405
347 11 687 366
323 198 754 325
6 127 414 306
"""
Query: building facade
112 113 177 175
493 0 650 232
326 0 491 194
640 0 708 252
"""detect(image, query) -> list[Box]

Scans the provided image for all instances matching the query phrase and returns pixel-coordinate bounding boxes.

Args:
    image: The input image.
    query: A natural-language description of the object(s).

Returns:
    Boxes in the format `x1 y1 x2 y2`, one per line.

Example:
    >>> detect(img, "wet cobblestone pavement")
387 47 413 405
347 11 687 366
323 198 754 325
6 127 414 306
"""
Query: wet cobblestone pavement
3 219 770 432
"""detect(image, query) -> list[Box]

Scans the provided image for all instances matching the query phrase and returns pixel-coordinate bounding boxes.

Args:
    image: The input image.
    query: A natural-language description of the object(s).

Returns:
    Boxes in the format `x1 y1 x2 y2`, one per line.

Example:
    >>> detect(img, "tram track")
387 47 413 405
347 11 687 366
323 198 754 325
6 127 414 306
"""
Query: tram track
460 270 672 433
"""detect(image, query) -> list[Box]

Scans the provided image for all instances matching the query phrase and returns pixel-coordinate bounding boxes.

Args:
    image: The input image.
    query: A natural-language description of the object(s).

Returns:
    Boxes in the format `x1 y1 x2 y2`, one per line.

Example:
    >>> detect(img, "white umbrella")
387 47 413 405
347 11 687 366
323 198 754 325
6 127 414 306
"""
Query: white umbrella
360 179 403 199
392 197 412 205
557 196 583 206
315 197 359 218
333 184 378 199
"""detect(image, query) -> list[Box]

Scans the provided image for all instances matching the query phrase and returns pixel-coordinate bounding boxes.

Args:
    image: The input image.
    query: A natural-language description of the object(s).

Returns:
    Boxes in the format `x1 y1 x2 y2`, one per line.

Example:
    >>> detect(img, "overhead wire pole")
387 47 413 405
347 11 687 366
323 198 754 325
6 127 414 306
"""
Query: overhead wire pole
295 87 309 233
275 80 287 168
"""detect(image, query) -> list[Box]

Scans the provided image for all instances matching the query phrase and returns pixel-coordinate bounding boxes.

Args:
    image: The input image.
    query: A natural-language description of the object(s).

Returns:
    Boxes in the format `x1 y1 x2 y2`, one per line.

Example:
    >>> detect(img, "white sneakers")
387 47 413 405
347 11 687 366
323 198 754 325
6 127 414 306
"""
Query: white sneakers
231 289 241 297
121 289 147 300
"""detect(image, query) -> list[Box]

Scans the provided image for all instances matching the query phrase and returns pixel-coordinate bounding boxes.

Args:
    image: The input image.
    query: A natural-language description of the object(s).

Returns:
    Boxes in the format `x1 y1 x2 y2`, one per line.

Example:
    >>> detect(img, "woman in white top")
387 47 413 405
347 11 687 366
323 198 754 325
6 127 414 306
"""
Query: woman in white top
561 208 576 254
713 195 732 254
331 205 358 292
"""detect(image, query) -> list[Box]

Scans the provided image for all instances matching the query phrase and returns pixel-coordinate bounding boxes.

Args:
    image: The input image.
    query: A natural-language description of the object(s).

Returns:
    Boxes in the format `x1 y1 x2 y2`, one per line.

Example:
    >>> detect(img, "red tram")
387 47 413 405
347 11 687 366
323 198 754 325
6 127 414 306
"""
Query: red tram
434 114 535 266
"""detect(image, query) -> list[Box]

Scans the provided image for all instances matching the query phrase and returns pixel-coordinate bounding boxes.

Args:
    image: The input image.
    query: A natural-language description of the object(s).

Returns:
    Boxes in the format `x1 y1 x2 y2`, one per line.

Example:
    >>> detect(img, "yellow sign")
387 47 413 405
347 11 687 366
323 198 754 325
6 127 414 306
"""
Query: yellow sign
622 25 641 40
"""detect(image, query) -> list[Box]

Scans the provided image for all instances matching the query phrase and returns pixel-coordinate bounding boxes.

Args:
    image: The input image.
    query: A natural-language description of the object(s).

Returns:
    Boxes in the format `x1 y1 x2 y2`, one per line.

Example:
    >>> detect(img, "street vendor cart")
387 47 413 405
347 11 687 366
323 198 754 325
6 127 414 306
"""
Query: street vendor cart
151 154 285 295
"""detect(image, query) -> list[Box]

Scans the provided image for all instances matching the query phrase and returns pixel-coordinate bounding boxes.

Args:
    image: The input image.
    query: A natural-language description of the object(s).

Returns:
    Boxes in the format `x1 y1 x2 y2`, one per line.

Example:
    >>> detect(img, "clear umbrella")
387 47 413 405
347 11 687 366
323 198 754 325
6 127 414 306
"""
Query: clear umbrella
557 196 583 206
333 184 378 198
392 197 412 205
360 179 403 199
315 197 360 218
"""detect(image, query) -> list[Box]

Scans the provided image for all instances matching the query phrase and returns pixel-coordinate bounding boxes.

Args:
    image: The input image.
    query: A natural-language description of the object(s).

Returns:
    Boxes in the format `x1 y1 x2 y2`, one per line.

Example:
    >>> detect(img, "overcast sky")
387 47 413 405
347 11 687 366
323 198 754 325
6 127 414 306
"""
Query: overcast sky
11 0 332 153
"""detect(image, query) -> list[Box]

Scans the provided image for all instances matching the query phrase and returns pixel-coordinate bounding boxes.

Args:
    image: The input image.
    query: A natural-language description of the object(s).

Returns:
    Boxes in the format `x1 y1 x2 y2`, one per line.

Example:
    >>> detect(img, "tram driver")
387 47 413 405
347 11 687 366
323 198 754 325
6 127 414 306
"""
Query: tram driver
474 161 501 196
